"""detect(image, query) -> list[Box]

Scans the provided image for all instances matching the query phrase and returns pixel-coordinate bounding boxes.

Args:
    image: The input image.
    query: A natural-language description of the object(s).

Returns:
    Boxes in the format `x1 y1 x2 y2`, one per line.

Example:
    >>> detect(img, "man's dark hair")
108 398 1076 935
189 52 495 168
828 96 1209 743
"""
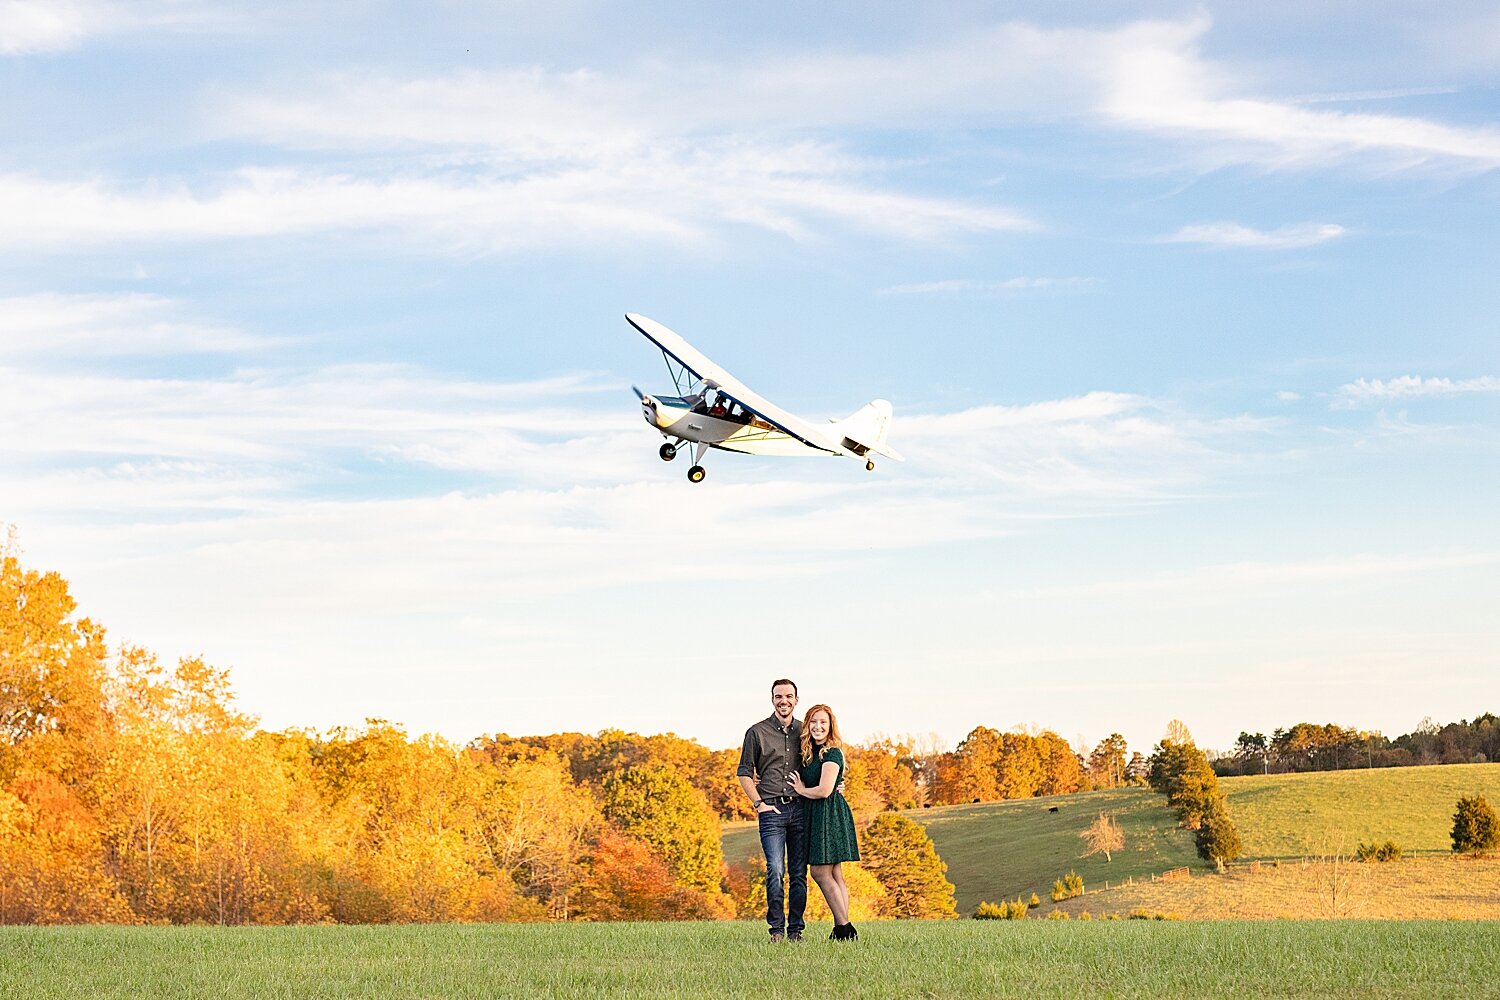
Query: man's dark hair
771 678 798 696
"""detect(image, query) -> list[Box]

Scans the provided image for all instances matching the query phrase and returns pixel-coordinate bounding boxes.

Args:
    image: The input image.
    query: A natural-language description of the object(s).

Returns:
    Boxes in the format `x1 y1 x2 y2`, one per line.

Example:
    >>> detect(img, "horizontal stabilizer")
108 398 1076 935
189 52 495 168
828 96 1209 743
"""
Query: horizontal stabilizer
830 399 903 461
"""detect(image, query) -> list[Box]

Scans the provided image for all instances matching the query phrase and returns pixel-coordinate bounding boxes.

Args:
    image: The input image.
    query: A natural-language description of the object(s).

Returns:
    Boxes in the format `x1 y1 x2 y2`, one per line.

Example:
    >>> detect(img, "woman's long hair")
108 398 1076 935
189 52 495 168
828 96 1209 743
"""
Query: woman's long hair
799 704 844 764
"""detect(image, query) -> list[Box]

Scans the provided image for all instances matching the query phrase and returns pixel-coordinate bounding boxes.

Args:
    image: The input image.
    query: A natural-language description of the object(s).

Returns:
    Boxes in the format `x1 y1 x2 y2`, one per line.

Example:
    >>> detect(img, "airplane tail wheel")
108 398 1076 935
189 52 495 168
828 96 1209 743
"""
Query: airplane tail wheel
659 443 677 461
688 465 706 483
866 460 875 471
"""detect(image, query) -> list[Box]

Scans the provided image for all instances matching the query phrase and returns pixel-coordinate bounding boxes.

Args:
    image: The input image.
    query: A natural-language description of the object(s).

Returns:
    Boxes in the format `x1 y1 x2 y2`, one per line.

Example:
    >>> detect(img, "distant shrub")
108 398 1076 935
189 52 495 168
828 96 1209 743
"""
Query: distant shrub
1077 910 1093 921
1128 909 1182 921
1356 840 1403 863
1451 795 1499 857
1046 909 1069 921
973 898 1029 920
1029 892 1040 908
1050 870 1085 902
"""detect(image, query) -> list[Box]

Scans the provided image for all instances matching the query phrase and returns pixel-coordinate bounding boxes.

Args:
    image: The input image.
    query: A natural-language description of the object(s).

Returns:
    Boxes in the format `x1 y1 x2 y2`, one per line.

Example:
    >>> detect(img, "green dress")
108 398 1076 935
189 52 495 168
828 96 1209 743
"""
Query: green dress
801 745 860 865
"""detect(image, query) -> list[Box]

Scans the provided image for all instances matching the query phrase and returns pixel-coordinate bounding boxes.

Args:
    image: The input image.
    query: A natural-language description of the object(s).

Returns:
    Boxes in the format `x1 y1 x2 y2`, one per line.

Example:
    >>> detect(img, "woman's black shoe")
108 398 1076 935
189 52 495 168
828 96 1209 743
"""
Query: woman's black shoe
831 922 858 941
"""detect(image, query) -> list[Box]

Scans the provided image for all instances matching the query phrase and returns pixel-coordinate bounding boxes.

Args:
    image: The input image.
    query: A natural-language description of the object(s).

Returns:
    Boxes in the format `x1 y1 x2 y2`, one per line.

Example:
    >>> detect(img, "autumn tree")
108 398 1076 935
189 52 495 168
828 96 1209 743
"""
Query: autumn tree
1035 731 1082 796
950 726 1003 802
0 547 112 784
472 752 599 919
600 764 730 915
845 739 920 815
575 828 726 921
859 814 957 919
1079 812 1124 862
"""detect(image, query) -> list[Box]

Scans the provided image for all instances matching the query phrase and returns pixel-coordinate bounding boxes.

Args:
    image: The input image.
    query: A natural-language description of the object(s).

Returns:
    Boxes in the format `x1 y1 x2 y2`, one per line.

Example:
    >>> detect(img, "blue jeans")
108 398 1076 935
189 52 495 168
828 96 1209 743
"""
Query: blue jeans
757 798 808 935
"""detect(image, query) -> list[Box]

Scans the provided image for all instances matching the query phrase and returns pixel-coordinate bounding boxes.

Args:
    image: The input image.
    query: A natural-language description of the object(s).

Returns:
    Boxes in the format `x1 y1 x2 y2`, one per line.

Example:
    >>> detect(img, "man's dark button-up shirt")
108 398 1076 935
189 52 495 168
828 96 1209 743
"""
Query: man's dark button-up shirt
737 714 802 801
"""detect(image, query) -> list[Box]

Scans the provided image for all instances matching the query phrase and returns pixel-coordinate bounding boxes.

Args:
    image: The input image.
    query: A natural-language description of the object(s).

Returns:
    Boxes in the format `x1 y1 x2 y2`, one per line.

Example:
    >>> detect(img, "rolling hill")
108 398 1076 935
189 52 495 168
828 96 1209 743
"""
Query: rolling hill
721 762 1500 916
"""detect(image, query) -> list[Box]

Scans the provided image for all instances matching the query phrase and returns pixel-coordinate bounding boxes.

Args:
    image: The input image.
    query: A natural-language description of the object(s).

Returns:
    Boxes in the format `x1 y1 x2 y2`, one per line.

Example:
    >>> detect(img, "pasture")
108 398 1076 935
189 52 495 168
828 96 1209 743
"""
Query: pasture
1053 855 1500 920
725 762 1500 917
5 921 1500 1000
1222 761 1500 859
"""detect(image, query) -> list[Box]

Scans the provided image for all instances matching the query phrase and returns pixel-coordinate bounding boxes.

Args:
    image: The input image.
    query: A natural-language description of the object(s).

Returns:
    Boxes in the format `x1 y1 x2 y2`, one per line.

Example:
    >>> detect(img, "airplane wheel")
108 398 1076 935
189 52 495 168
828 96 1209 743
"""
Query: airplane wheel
688 465 706 483
866 460 875 471
659 443 677 462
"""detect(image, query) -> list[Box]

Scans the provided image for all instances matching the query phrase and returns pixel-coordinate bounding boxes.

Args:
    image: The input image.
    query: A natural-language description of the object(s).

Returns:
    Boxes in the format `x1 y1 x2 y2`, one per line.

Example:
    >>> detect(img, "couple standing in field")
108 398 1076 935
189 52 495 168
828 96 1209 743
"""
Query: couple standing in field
737 678 861 942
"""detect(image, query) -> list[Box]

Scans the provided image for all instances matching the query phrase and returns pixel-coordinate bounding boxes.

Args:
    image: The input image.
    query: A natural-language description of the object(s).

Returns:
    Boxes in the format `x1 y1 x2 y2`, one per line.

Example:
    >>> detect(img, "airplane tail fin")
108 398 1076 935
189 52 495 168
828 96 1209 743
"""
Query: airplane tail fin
829 399 904 461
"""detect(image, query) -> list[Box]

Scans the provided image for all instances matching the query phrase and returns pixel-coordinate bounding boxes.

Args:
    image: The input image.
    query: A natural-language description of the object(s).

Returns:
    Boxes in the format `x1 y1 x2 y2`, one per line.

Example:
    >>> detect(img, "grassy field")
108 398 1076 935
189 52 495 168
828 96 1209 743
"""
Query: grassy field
724 763 1500 917
1222 762 1500 858
1051 855 1500 920
725 787 1206 915
6 921 1500 1000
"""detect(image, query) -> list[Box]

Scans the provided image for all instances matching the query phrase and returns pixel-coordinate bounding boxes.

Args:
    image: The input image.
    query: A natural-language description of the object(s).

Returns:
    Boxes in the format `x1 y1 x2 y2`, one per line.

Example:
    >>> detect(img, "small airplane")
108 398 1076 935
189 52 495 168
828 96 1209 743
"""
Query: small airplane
627 312 904 483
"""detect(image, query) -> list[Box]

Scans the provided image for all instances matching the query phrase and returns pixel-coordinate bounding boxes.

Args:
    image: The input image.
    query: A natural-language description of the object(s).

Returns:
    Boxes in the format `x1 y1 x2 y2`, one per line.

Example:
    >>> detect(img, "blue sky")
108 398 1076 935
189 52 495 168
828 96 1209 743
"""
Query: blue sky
2 1 1498 759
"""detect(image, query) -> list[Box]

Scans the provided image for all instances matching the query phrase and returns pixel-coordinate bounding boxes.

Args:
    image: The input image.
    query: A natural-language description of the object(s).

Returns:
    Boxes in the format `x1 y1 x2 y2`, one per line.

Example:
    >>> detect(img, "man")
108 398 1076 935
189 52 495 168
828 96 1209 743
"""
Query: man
737 678 807 942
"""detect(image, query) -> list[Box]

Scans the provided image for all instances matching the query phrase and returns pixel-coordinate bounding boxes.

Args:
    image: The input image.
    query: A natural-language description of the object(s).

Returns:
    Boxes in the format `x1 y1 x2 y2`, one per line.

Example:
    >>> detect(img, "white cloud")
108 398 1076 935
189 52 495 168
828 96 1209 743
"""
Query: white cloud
878 277 1093 295
898 393 1274 501
1162 222 1346 249
1095 17 1500 171
0 292 273 356
1335 375 1500 407
223 18 1500 175
0 150 1029 253
1006 551 1500 606
0 0 92 53
0 0 226 54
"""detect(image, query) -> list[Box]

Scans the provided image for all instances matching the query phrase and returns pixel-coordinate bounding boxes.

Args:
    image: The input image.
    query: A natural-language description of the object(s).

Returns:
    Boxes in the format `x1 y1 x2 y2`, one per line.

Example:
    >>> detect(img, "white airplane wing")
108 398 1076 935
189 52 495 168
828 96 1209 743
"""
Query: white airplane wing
626 313 852 456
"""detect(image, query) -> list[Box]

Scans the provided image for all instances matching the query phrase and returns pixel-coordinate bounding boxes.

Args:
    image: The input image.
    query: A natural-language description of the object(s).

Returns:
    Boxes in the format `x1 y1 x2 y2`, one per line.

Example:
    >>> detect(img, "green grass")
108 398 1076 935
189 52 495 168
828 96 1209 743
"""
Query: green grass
910 789 1202 914
725 764 1500 916
4 922 1500 999
1223 762 1500 859
725 787 1203 916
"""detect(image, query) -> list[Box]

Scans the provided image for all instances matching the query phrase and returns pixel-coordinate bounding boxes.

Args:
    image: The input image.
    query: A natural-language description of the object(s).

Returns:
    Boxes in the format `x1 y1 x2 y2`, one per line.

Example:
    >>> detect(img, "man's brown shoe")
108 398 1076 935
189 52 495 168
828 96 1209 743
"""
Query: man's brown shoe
769 932 785 943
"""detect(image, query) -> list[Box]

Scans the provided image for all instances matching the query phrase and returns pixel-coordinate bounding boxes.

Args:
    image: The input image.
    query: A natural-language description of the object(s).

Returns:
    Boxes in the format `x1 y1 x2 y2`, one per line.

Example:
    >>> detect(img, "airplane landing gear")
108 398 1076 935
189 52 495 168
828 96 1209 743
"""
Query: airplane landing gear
659 442 677 461
866 460 875 471
687 465 706 483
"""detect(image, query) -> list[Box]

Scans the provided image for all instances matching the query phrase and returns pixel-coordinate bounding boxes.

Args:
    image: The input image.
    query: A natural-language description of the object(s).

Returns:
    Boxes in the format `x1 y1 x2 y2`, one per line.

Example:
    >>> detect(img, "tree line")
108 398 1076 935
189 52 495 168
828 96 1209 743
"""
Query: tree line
2 550 966 924
1218 715 1500 777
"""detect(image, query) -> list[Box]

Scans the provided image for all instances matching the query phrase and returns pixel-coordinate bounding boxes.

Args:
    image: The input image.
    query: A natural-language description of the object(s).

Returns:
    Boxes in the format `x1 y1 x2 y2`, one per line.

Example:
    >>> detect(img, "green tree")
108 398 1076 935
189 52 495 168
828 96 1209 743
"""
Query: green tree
859 814 957 919
1450 794 1499 857
1195 793 1243 865
1087 733 1128 789
600 765 725 895
1147 739 1217 828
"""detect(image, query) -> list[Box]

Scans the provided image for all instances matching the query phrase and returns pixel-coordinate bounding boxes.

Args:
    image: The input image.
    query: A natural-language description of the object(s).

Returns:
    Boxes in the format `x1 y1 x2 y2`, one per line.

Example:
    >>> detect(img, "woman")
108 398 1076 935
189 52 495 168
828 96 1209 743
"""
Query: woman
790 703 860 941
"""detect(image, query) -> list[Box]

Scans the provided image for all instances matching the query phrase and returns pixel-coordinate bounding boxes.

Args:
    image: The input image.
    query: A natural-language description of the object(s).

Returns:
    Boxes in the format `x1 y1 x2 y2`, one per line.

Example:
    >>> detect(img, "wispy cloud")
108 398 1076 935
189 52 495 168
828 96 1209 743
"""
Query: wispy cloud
0 150 1029 253
1005 551 1500 605
0 0 95 53
878 277 1093 296
1335 375 1500 407
1161 222 1346 249
0 0 225 54
899 392 1275 501
0 292 274 357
